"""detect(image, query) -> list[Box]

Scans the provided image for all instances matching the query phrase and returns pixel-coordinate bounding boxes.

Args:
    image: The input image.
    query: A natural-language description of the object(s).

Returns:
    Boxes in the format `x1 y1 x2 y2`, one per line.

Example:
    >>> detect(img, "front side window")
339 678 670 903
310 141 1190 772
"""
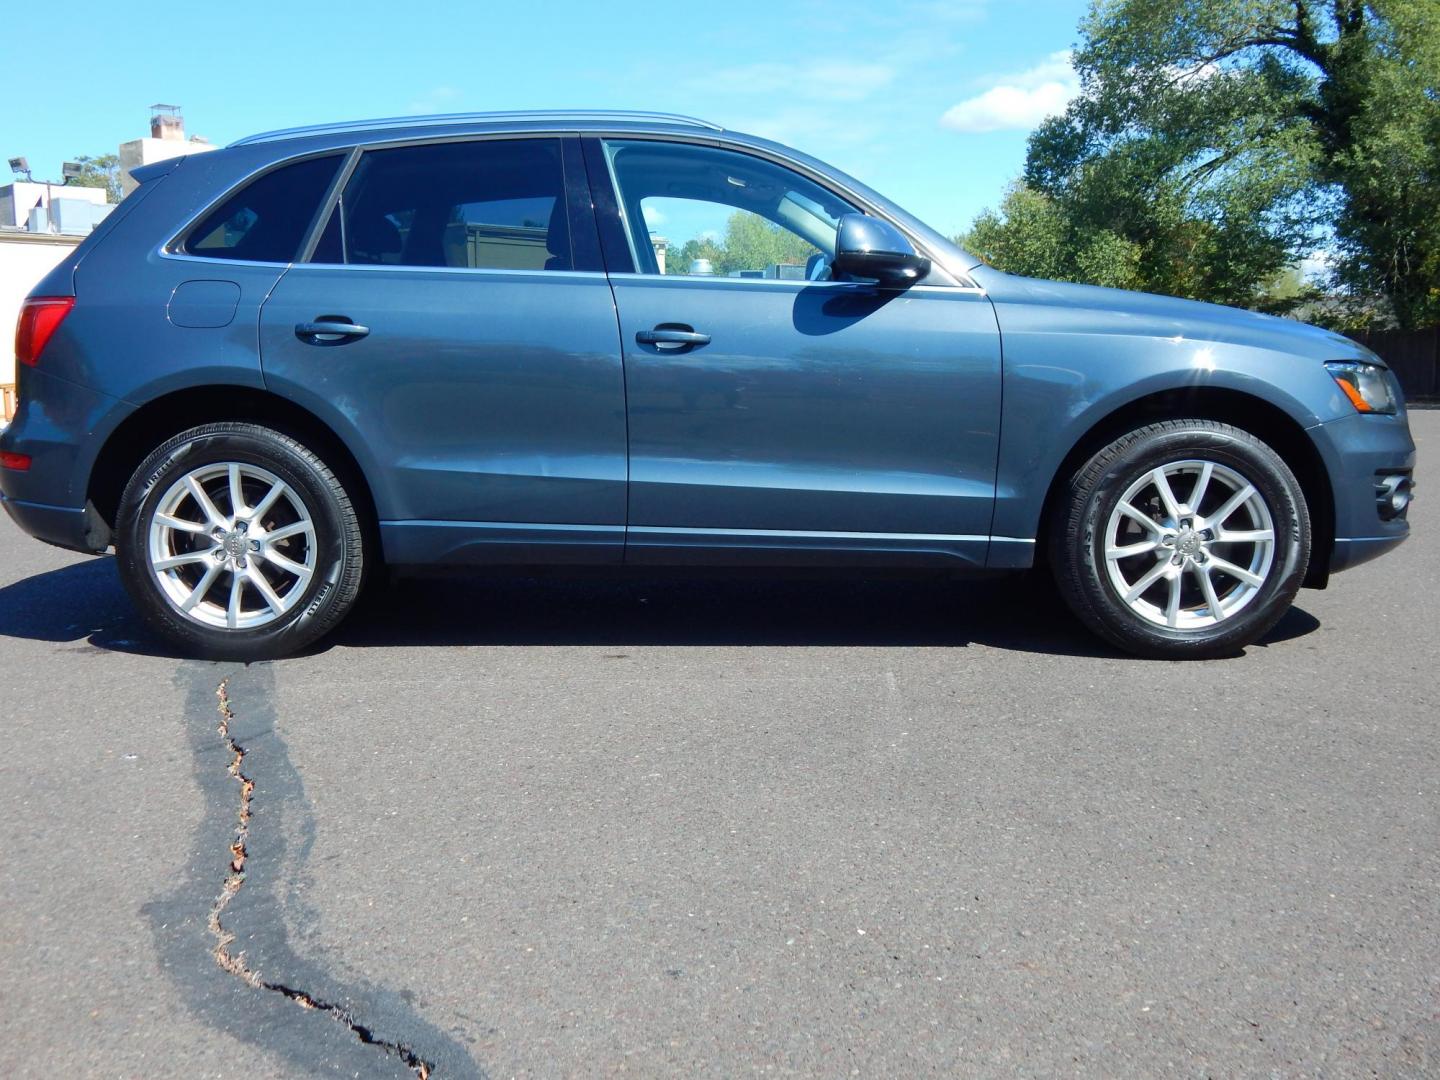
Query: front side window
602 140 855 280
184 154 343 262
326 139 571 271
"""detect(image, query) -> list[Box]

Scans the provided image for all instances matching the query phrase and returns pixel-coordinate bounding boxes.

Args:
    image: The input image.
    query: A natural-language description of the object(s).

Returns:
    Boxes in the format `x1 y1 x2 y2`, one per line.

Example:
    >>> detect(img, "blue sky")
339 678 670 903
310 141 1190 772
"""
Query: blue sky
5 0 1087 238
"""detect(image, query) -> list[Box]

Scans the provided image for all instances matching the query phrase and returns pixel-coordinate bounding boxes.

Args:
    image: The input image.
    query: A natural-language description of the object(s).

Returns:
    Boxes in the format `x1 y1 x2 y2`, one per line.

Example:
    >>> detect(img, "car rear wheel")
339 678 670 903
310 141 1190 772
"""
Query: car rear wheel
1051 419 1310 659
116 422 364 659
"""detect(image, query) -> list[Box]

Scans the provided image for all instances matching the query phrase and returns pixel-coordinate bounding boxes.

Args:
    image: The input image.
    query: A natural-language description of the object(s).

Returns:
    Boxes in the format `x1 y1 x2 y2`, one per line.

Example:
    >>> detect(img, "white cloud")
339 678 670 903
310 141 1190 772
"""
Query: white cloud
939 51 1078 133
725 105 883 150
405 86 461 115
1299 249 1334 282
701 61 897 103
939 82 1074 132
641 204 666 227
1161 57 1226 88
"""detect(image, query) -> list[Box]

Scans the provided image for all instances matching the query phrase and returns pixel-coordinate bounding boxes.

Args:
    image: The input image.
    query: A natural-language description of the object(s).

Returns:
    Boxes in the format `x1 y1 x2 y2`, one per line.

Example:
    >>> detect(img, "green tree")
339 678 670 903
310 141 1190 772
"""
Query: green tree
66 153 123 203
965 0 1440 328
663 211 818 276
664 235 726 275
715 211 816 274
962 184 1071 281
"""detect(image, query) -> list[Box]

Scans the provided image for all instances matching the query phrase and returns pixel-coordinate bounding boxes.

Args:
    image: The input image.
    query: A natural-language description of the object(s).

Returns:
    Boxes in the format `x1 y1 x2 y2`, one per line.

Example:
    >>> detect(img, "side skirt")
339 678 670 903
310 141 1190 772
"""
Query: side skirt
380 520 1040 570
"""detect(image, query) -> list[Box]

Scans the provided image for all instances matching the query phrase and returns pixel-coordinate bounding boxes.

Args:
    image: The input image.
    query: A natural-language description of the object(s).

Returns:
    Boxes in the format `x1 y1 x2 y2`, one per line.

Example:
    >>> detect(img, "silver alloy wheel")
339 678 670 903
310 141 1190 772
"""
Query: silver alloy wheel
1103 459 1276 630
147 462 317 630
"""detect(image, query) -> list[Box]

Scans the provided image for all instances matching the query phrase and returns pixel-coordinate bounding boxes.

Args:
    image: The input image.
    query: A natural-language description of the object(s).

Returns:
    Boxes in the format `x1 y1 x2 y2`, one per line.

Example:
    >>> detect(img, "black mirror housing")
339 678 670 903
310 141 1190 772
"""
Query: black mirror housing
831 214 932 288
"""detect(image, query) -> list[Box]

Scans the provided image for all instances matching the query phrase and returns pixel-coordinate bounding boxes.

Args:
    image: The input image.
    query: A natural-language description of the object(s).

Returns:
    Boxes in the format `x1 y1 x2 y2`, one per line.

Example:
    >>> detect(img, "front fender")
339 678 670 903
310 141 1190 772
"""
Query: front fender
986 290 1353 548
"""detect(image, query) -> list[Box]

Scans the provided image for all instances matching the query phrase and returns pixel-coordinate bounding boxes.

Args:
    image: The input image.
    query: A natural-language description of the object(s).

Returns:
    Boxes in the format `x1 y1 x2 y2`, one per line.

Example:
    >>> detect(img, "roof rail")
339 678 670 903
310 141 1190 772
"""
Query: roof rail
231 110 724 147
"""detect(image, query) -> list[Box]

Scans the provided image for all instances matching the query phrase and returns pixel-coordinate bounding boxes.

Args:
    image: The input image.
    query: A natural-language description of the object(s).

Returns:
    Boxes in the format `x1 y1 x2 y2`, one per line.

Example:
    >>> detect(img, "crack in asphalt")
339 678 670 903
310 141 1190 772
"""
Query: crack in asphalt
209 679 256 984
209 678 436 1079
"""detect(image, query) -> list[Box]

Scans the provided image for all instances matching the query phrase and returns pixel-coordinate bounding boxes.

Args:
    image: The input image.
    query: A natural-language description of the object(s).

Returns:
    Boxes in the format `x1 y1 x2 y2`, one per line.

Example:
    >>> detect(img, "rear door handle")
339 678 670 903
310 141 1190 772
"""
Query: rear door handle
635 327 710 348
295 319 370 343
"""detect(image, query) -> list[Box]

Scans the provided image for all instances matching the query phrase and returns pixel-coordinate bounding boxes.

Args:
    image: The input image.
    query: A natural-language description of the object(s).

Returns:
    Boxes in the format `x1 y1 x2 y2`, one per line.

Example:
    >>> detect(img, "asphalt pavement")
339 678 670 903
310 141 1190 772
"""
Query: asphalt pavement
1 411 1435 1078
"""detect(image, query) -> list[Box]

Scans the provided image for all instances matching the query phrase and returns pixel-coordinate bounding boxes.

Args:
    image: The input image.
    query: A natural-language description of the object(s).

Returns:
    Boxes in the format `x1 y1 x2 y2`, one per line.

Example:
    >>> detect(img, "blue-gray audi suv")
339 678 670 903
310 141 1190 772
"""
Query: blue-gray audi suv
0 111 1416 659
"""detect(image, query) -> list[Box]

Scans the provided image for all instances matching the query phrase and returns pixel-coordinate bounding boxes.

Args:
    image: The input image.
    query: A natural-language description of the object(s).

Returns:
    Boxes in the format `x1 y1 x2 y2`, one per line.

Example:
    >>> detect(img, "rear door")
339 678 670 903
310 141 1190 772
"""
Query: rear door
259 136 628 565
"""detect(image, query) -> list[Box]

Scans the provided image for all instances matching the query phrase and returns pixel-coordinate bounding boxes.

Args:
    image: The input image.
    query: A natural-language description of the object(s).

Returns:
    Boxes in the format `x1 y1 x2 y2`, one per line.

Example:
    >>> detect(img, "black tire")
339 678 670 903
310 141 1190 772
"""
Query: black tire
116 423 365 660
1051 420 1310 659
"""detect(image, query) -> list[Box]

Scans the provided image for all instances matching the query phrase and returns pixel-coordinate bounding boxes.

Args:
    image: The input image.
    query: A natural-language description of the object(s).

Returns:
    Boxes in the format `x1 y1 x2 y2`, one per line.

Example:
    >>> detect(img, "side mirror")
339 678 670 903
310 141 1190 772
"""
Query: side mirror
831 213 931 288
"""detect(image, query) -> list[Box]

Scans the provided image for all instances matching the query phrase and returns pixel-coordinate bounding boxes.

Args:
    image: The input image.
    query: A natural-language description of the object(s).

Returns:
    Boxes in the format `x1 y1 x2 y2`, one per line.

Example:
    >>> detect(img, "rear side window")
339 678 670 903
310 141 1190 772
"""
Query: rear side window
183 154 343 262
326 139 571 271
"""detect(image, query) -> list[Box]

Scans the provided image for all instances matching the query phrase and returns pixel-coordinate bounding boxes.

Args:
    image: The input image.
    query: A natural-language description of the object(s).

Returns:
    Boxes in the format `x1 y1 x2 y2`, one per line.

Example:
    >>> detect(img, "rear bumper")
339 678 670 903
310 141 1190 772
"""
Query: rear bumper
0 494 110 553
0 367 130 553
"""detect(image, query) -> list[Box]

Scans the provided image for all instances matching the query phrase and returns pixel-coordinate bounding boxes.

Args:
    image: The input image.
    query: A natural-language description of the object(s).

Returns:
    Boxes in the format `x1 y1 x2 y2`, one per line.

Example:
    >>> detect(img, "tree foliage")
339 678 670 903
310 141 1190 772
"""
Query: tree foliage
962 0 1440 328
66 154 123 203
664 211 816 276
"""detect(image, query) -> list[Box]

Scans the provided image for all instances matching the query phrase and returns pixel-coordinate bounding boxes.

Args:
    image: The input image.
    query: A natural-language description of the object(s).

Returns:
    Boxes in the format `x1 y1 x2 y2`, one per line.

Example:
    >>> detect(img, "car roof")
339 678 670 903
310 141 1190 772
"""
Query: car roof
229 110 725 147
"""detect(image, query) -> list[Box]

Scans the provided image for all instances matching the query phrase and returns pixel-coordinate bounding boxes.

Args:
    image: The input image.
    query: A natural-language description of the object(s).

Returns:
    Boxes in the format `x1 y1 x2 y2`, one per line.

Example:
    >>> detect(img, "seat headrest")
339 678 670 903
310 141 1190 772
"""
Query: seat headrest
545 198 570 266
349 213 402 263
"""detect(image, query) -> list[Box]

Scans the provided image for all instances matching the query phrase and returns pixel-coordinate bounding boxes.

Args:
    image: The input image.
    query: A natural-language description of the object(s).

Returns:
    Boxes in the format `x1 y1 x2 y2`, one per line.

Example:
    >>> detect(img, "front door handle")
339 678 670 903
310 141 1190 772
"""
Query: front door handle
636 326 711 349
295 319 370 343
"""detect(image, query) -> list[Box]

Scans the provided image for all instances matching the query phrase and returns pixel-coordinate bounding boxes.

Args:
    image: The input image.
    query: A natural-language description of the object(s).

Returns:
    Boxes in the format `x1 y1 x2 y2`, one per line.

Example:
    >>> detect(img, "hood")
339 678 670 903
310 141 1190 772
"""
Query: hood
973 268 1379 366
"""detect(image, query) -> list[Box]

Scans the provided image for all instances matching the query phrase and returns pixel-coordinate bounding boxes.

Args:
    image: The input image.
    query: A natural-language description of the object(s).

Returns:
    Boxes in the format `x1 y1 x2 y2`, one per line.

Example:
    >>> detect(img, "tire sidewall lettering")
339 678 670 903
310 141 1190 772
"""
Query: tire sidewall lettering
117 424 362 659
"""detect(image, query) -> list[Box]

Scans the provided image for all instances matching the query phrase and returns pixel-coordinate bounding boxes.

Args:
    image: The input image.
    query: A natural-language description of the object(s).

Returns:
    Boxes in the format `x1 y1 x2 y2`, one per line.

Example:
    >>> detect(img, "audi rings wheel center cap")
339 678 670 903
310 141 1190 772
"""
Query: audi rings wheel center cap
223 532 249 559
1176 530 1202 556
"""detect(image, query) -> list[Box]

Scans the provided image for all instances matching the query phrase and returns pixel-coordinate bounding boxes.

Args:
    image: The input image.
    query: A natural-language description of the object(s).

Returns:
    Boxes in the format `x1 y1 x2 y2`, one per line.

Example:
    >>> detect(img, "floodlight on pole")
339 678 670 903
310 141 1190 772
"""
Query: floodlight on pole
8 156 32 181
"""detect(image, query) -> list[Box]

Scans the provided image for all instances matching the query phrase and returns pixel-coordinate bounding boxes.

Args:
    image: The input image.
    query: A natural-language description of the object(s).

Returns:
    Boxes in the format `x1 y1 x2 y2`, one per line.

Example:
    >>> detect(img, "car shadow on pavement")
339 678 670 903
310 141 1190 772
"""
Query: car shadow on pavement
0 554 161 651
0 556 1322 659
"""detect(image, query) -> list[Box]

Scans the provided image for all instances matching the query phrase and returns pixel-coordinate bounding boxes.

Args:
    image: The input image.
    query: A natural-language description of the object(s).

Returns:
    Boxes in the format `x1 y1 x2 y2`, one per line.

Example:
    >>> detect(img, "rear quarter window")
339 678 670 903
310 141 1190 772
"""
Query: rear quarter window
182 154 343 263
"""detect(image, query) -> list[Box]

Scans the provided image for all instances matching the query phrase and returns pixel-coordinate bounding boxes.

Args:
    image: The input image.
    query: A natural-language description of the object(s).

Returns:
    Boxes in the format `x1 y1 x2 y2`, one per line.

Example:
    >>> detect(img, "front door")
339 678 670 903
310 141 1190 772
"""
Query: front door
588 137 1003 566
260 136 628 565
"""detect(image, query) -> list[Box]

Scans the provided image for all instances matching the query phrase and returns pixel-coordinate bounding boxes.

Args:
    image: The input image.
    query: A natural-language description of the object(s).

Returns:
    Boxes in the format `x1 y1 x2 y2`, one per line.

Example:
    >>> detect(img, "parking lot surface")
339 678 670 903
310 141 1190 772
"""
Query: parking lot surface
1 411 1435 1078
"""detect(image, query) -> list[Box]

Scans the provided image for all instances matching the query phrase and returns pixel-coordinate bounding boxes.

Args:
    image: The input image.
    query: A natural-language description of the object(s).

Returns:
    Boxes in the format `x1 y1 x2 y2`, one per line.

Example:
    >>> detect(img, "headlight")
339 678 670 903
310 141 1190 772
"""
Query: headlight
1326 360 1398 415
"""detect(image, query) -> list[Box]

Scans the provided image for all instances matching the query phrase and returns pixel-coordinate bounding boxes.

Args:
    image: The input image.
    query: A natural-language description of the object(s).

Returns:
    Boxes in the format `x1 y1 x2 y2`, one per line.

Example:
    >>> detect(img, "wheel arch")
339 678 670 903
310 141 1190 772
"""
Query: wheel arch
87 385 383 568
1034 386 1334 587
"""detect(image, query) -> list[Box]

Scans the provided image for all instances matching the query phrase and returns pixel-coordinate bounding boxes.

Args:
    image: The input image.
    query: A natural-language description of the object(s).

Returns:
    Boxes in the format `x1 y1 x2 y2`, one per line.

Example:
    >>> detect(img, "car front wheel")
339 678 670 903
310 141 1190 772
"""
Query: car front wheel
1051 419 1310 659
116 422 365 660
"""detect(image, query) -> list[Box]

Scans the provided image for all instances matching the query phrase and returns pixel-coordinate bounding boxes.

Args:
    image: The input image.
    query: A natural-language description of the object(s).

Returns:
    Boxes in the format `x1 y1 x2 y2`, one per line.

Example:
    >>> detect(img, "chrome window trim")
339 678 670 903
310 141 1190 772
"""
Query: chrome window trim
163 147 352 263
158 251 298 270
155 257 614 287
163 134 575 269
162 127 980 289
296 145 362 263
589 131 976 289
603 271 984 296
278 262 612 283
342 130 577 153
310 133 579 272
597 139 645 275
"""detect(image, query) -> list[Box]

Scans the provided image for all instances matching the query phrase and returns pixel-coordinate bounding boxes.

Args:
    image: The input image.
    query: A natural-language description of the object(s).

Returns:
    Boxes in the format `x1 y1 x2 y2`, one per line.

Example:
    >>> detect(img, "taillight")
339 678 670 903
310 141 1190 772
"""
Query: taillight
1 451 32 471
15 296 75 368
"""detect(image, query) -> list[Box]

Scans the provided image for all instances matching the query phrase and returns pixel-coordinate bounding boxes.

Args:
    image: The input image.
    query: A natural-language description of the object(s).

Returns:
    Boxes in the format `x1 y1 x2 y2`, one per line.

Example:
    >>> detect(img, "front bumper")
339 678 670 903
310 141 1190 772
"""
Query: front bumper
1310 409 1415 576
1330 534 1408 573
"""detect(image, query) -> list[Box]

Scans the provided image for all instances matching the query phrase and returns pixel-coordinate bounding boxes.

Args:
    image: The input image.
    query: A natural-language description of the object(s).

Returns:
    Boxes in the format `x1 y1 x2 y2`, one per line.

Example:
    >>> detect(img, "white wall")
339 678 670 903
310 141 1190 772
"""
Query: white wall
118 137 214 195
0 233 81 385
0 182 107 229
